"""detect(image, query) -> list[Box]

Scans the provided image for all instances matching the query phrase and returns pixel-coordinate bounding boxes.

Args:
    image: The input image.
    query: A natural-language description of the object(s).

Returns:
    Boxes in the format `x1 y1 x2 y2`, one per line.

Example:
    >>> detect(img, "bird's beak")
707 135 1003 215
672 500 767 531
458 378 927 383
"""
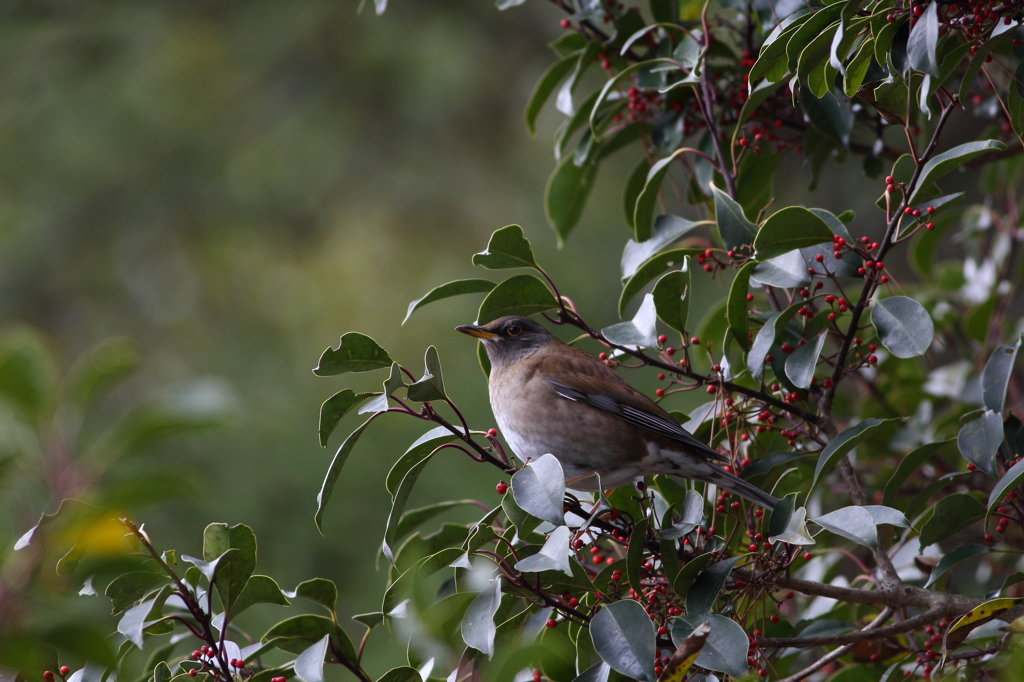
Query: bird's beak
456 325 500 340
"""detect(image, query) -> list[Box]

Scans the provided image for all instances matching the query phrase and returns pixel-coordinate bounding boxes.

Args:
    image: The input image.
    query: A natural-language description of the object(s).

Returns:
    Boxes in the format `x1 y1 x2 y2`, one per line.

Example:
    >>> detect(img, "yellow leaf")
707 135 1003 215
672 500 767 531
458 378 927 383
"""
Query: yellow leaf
947 597 1022 635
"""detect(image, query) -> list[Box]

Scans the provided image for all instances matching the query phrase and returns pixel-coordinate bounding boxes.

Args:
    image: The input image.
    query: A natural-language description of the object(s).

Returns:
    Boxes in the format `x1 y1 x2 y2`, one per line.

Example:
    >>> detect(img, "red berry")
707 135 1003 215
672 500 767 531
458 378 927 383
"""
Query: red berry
496 481 508 494
546 618 558 628
925 222 934 230
655 388 665 397
189 673 197 679
560 18 570 28
967 463 977 471
885 175 894 184
986 534 995 542
880 276 888 283
771 615 780 623
690 337 700 344
746 293 754 301
59 670 69 677
803 552 812 560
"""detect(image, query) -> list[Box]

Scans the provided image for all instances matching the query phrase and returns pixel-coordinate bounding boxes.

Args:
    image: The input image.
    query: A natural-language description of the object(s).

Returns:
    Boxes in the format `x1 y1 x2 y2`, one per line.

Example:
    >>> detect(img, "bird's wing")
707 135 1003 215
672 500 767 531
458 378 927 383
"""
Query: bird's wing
538 347 729 464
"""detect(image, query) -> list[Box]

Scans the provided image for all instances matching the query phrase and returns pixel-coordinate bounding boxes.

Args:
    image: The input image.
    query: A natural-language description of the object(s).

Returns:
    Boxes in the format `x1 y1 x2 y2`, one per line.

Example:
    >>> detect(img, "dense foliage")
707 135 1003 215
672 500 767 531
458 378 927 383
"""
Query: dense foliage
11 0 1024 680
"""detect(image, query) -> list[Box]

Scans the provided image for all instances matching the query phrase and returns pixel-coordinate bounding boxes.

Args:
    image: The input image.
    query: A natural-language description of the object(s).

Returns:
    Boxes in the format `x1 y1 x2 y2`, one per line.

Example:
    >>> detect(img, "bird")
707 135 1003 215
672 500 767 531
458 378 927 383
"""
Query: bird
456 315 779 509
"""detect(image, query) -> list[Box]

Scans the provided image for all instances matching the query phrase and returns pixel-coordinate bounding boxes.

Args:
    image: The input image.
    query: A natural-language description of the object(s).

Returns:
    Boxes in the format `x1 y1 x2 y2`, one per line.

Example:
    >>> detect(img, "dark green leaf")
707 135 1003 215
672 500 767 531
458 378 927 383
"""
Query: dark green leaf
768 492 798 538
671 614 748 678
514 525 573 575
622 158 650 235
742 451 815 481
477 274 558 324
958 410 1003 477
712 183 756 250
290 578 337 614
746 302 803 380
883 440 954 506
907 1 940 76
406 346 446 403
749 16 807 82
382 447 440 564
386 426 458 496
812 418 896 494
924 544 989 588
844 37 874 97
871 297 934 358
404 279 496 324
462 576 503 657
626 517 648 597
262 615 335 655
652 263 690 334
726 262 755 350
989 458 1024 511
660 489 704 539
392 500 477 550
232 575 291 617
525 53 579 136
619 247 705 316
105 572 168 615
318 390 374 448
313 333 393 376
545 153 599 245
910 140 1007 203
919 493 986 548
203 523 257 613
672 552 711 598
685 556 742 615
315 419 374 534
633 148 686 242
621 214 707 279
473 225 540 270
982 338 1021 413
511 453 565 526
118 597 156 649
802 89 853 147
753 207 834 259
785 333 826 389
376 668 421 682
603 294 658 348
590 599 656 682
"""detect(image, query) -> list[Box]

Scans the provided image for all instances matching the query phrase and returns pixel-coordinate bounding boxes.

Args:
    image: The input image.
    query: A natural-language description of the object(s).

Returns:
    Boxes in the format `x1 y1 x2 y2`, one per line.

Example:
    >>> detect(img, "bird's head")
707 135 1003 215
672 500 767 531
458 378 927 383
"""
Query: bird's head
456 315 554 368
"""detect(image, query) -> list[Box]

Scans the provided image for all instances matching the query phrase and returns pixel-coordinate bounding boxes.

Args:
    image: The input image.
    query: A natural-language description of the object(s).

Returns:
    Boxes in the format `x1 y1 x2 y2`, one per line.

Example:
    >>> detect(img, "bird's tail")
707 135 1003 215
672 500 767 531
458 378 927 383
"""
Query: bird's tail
688 463 779 510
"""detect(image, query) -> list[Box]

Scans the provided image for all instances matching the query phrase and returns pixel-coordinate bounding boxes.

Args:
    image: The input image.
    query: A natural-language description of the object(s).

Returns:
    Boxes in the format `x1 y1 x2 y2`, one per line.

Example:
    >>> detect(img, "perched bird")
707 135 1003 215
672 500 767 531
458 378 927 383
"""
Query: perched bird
457 315 778 509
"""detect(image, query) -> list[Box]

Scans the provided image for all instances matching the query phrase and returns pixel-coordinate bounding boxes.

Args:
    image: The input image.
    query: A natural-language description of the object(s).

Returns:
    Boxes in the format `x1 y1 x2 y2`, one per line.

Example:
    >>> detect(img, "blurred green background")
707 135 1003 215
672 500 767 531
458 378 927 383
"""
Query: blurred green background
0 0 895 673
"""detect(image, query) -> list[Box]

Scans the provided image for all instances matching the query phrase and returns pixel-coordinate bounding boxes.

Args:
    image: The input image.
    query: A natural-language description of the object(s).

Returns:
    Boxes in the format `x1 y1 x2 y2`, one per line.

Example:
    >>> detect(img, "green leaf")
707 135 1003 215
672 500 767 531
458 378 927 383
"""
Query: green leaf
406 346 446 403
231 575 291 617
811 418 895 495
634 148 687 242
652 262 690 334
711 183 756 250
685 556 742 615
203 523 257 613
462 575 503 658
883 440 954 506
386 426 458 496
957 410 1003 477
391 500 478 550
105 572 168 615
118 597 157 649
982 338 1021 413
477 274 558 324
802 89 853 147
907 1 940 76
785 333 827 389
290 578 338 614
990 459 1024 512
919 493 986 548
787 3 843 70
511 453 565 526
376 668 421 682
924 544 989 588
382 446 441 564
619 247 705 316
525 53 579 137
67 337 139 408
672 552 711 598
315 418 374 534
404 279 496 324
262 615 335 655
660 489 705 539
751 250 811 288
753 207 834 259
910 140 1007 203
545 153 599 245
318 390 374 448
590 60 673 135
514 525 573 575
590 599 656 682
671 614 749 678
294 635 330 682
626 516 649 597
621 214 709 279
726 262 755 351
313 333 393 376
844 37 874 97
737 80 783 132
603 293 658 348
871 297 934 358
812 506 877 548
472 225 540 270
746 301 803 380
623 157 650 233
749 16 807 82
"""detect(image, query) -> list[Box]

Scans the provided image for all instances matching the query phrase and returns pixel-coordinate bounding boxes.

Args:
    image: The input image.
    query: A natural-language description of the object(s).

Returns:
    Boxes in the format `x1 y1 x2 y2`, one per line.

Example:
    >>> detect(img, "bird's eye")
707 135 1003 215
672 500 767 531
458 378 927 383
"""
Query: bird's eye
506 323 522 336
